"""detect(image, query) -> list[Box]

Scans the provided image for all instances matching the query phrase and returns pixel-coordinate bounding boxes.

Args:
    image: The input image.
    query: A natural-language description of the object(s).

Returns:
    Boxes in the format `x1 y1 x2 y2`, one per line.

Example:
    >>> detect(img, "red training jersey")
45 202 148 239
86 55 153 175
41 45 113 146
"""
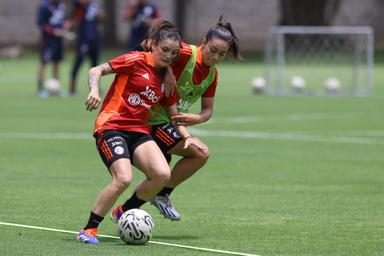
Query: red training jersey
94 51 178 134
171 42 218 97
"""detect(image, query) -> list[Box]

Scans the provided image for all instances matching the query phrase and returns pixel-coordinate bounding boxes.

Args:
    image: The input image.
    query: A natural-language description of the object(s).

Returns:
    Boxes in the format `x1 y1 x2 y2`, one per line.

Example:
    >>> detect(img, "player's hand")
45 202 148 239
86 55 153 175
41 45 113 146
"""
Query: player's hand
172 113 202 126
85 88 101 111
62 30 76 41
183 137 208 155
53 28 64 37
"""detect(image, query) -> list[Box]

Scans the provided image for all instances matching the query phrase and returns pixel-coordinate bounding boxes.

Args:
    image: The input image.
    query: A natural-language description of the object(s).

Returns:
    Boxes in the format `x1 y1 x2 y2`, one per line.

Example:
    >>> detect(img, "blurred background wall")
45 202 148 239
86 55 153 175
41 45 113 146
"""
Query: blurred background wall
1 0 383 51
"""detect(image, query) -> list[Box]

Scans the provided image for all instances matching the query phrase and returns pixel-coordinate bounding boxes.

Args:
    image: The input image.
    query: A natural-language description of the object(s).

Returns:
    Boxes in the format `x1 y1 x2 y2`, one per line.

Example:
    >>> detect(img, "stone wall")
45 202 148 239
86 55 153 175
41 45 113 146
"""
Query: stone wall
0 0 383 50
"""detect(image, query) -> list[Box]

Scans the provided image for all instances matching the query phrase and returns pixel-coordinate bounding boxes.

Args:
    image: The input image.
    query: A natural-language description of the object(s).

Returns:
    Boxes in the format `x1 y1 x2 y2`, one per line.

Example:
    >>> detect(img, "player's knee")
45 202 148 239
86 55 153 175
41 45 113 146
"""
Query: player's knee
153 169 171 185
195 145 210 164
201 146 210 162
114 175 132 191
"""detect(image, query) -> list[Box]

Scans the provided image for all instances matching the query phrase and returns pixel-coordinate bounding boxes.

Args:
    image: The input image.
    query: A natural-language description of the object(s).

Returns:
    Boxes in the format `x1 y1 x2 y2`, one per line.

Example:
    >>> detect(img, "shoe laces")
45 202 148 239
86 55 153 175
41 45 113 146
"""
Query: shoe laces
84 228 98 238
162 194 173 208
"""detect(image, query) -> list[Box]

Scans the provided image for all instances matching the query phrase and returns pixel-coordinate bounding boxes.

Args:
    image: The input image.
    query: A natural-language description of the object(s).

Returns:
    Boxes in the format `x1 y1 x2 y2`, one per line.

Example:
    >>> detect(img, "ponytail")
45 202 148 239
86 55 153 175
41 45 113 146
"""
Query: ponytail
204 15 241 60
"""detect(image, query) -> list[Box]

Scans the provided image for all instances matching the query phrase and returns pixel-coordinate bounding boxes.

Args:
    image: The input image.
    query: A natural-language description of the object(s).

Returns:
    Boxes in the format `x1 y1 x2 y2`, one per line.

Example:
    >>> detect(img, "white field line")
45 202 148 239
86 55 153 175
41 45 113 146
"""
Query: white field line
0 132 91 140
206 113 365 124
0 221 259 256
189 128 384 145
0 130 383 145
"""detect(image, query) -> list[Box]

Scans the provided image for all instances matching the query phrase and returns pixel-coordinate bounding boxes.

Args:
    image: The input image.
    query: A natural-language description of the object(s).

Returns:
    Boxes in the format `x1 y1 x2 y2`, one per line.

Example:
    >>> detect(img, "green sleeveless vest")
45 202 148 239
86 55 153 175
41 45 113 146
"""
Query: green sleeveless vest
148 45 216 125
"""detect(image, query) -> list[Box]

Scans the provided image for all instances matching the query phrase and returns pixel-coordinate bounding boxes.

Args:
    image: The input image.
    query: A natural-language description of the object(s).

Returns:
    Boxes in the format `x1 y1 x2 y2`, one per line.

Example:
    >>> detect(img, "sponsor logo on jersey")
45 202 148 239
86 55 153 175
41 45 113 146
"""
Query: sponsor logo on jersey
128 93 151 109
177 99 191 111
128 94 141 106
140 86 160 103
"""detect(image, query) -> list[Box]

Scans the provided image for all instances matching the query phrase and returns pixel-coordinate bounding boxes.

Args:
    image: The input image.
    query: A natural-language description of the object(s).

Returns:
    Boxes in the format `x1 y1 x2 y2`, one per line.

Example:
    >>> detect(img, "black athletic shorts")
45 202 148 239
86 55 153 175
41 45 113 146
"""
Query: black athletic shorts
40 41 63 63
151 123 183 163
94 130 153 169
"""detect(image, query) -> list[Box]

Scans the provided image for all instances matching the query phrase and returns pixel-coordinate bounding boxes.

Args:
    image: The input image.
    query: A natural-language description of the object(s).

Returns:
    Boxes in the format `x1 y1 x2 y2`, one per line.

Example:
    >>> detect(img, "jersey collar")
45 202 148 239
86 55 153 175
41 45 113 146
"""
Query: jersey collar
144 52 156 69
197 46 213 70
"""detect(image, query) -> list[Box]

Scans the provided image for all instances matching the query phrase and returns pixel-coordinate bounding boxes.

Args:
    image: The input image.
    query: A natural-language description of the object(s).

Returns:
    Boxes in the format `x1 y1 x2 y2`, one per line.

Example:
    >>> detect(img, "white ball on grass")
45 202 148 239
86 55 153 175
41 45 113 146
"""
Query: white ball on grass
290 76 306 91
44 78 61 95
324 77 341 94
250 77 266 94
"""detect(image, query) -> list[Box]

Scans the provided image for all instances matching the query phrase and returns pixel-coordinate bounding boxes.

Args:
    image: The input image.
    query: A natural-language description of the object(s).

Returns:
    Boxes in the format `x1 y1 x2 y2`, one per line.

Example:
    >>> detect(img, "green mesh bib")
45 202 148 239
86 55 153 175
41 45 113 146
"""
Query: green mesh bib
148 45 216 124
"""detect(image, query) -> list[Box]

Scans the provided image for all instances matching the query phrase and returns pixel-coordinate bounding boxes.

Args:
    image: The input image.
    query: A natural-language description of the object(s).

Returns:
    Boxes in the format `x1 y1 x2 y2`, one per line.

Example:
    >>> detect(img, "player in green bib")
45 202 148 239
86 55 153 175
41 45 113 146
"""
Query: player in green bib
149 16 241 221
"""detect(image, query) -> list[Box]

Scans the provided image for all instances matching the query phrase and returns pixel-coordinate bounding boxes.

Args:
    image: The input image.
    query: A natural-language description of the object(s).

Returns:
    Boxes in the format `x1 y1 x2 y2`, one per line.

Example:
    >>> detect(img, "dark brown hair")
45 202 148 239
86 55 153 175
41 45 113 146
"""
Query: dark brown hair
141 20 181 51
204 15 241 60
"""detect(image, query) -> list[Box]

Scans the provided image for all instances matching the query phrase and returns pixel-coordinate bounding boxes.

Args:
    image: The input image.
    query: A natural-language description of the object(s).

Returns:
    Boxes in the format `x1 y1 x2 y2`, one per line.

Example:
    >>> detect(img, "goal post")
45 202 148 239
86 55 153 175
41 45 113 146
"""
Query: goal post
263 26 374 96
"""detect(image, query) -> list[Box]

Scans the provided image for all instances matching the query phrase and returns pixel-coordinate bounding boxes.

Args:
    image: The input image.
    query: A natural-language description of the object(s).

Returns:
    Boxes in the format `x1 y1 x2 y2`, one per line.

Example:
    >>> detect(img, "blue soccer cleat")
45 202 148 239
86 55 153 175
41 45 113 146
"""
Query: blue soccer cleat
110 205 124 223
151 195 181 221
76 228 99 244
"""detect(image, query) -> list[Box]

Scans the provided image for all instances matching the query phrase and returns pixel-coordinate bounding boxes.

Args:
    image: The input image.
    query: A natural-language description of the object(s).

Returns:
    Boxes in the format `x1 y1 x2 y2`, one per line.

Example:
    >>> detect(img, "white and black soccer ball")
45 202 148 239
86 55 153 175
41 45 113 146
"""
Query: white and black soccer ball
44 78 61 95
117 209 154 245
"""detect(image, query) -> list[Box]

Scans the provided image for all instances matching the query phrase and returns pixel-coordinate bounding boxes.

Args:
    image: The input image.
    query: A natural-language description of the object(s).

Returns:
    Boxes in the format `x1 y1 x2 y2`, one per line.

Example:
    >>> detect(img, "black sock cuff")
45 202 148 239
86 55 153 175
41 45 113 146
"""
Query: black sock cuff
84 211 104 230
122 192 146 211
157 187 174 197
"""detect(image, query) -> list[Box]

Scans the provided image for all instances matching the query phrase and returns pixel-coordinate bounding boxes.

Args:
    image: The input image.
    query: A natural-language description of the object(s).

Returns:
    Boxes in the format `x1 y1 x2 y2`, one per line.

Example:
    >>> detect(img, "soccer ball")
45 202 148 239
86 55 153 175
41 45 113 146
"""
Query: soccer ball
290 76 306 92
250 77 266 94
324 77 341 94
44 78 61 95
117 209 154 245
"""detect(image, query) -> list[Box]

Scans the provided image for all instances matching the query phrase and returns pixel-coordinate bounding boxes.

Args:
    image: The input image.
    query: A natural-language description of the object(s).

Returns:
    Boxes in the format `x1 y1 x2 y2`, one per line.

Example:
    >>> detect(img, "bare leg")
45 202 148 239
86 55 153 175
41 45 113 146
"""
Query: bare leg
52 61 59 79
166 137 209 188
132 140 171 201
37 62 46 92
91 158 132 217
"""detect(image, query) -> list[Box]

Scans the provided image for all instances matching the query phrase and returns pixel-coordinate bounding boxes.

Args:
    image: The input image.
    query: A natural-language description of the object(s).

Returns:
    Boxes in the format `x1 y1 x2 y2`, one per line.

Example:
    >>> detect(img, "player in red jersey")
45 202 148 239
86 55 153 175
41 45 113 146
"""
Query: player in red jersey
139 15 241 220
76 20 201 244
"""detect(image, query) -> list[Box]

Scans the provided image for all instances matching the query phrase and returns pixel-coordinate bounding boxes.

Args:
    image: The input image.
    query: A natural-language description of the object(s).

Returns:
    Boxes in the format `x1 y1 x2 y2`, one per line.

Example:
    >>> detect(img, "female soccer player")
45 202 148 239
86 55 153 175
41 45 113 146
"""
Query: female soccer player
112 15 241 221
149 16 241 221
76 20 195 244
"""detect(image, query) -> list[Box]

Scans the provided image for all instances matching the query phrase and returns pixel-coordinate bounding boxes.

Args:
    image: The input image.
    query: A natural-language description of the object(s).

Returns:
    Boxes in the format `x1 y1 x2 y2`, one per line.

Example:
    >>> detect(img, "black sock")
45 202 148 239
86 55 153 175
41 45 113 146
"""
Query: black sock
122 192 146 212
84 211 104 230
157 187 174 197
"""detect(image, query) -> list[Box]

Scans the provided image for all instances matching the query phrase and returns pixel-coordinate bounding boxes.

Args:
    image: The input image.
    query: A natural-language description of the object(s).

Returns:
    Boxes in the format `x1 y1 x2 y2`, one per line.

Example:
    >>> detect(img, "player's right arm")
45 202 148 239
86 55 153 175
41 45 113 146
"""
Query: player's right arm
85 62 113 111
85 52 139 111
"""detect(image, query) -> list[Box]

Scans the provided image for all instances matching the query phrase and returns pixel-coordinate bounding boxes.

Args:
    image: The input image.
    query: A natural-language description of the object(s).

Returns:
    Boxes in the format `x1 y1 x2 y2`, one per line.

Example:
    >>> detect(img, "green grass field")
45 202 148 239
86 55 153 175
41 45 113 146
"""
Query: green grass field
0 50 383 256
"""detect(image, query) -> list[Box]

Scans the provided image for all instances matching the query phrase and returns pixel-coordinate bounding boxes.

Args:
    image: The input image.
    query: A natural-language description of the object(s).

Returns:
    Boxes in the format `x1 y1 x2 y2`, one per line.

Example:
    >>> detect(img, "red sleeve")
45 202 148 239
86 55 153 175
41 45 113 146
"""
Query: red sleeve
108 52 142 74
160 90 179 107
202 69 218 97
171 42 192 79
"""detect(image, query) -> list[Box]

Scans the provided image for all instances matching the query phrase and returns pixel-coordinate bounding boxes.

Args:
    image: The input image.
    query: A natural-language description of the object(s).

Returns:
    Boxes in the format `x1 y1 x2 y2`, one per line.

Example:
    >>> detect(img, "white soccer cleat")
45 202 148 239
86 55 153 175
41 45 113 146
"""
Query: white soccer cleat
151 195 181 221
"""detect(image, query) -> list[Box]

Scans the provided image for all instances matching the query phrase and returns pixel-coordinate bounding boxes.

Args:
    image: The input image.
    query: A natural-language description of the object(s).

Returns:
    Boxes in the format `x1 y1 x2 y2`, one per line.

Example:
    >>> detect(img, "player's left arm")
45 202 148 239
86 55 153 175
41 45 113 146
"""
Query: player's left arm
167 105 207 153
171 97 214 126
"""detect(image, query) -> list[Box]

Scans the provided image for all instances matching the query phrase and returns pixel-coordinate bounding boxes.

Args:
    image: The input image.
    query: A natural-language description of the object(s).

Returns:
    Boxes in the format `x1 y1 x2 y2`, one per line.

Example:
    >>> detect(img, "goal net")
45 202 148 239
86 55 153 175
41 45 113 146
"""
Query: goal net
263 26 374 96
